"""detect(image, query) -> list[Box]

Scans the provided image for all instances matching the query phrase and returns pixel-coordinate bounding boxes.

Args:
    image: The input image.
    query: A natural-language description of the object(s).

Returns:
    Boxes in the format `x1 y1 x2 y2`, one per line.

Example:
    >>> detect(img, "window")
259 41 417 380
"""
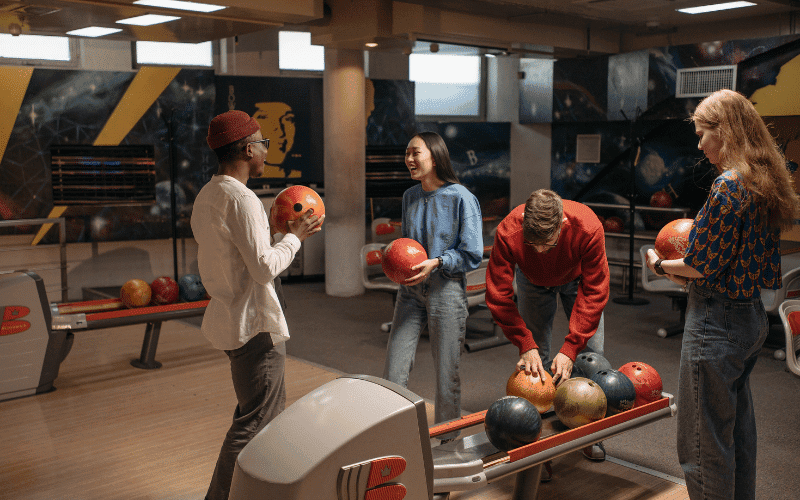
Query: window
410 49 482 117
0 34 74 64
134 40 212 67
279 31 324 72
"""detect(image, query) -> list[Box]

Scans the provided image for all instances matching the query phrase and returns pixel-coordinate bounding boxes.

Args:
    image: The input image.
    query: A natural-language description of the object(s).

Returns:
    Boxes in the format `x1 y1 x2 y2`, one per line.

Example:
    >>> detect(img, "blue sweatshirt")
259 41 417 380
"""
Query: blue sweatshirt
401 183 484 274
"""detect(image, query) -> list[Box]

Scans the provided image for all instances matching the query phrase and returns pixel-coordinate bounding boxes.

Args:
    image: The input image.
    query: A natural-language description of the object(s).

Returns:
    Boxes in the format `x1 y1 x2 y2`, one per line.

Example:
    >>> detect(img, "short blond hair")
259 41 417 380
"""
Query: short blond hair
523 189 563 243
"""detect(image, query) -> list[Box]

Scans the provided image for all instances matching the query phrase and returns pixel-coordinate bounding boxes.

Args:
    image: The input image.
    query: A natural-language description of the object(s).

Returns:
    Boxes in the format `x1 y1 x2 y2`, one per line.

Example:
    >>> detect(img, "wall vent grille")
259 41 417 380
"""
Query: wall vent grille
676 65 736 98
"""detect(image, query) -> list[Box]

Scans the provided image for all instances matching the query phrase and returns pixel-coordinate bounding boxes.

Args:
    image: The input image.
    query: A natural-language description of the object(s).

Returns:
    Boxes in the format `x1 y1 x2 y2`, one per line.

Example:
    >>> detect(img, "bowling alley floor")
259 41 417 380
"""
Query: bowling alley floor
2 280 798 499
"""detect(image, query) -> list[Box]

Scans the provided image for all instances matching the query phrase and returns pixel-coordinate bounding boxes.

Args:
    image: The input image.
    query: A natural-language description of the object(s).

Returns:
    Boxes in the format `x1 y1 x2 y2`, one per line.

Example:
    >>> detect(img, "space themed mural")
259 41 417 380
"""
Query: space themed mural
0 67 215 243
416 122 511 218
549 33 800 234
3 31 800 245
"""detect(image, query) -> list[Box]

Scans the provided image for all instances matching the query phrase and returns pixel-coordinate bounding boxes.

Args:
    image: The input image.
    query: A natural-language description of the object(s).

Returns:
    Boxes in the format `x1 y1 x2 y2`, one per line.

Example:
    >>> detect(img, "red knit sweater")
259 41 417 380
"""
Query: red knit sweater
486 201 610 360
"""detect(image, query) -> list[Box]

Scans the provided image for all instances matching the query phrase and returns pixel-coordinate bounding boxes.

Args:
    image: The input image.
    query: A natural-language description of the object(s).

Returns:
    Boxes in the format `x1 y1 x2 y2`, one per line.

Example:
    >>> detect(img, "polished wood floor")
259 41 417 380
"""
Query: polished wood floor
0 320 688 500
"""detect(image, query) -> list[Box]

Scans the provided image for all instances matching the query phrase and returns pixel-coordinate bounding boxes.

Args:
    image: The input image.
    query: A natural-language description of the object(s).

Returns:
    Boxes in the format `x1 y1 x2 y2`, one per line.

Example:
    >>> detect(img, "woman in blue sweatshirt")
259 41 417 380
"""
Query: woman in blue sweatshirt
383 131 484 441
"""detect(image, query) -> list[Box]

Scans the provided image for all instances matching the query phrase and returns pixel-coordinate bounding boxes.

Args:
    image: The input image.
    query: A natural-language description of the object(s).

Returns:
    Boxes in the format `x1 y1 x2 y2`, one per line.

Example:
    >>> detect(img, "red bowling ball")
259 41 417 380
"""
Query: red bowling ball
649 190 673 209
269 186 325 235
602 216 624 233
150 276 179 305
381 238 428 285
121 279 152 308
654 218 693 260
618 362 663 407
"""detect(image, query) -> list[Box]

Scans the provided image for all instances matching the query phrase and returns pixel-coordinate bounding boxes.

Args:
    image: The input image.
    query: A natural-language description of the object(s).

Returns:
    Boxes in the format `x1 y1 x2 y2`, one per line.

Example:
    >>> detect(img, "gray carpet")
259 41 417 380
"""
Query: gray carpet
279 281 800 499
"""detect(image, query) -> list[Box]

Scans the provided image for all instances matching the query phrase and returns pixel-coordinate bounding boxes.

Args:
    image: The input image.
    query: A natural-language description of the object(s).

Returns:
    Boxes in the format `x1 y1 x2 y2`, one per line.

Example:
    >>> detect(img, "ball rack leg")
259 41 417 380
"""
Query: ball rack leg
131 321 163 369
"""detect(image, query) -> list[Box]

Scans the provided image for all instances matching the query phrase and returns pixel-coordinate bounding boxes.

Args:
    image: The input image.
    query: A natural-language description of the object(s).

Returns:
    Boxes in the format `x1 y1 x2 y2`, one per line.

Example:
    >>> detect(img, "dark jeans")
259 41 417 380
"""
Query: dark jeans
205 332 286 500
678 283 768 500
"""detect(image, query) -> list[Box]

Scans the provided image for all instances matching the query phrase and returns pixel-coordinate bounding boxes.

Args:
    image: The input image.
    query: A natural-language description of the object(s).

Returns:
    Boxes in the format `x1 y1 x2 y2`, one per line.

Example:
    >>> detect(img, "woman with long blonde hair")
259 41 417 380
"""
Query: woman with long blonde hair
646 89 800 499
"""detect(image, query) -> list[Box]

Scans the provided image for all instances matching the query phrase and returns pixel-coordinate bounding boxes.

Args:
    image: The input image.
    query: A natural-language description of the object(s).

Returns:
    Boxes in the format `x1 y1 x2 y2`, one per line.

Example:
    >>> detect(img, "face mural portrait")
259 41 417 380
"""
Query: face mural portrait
253 102 298 178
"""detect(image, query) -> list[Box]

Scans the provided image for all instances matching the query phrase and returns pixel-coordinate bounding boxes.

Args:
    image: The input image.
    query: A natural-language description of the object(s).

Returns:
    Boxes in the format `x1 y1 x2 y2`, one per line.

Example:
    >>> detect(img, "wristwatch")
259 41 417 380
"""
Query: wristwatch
437 256 443 269
654 258 666 276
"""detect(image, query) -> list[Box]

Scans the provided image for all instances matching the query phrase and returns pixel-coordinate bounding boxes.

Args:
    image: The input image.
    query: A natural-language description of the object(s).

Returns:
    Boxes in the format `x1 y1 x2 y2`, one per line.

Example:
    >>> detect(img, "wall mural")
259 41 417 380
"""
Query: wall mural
552 34 800 235
0 67 215 243
416 122 511 218
2 32 800 245
553 56 608 122
366 79 416 146
552 120 716 232
214 75 323 187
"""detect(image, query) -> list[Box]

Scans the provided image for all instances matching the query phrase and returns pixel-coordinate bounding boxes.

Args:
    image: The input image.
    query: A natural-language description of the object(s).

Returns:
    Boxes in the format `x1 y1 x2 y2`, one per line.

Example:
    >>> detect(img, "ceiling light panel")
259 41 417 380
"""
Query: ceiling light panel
133 0 226 13
117 14 181 26
677 1 756 14
66 27 123 37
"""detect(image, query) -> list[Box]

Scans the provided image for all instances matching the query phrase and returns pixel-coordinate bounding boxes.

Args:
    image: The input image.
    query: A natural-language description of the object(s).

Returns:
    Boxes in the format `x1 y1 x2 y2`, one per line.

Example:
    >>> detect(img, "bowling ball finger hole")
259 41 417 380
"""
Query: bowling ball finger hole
293 203 303 212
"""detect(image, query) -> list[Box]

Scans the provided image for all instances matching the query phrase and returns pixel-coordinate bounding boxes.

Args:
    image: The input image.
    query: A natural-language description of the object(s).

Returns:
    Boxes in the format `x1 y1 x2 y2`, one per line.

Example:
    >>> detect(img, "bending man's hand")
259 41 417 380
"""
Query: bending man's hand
550 352 573 385
517 348 547 382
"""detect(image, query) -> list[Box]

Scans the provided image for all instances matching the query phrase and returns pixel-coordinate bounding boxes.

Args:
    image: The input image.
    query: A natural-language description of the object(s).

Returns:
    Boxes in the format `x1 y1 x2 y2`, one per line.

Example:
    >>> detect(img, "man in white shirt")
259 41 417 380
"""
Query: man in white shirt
191 110 323 500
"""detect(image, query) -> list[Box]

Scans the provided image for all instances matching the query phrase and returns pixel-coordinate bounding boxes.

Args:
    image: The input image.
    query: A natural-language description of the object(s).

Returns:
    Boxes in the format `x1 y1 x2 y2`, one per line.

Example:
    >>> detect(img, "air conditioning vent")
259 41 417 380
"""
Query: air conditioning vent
676 65 736 98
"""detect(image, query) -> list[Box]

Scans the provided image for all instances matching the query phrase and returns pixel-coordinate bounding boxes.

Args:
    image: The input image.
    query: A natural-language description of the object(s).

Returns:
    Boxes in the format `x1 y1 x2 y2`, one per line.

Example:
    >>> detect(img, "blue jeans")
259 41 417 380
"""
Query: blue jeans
206 332 286 500
515 268 604 369
678 283 768 500
384 269 468 434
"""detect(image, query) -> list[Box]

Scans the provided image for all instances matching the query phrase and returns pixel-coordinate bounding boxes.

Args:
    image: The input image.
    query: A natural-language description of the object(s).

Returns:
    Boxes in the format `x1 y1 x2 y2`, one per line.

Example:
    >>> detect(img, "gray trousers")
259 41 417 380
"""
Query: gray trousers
206 280 288 500
205 332 286 500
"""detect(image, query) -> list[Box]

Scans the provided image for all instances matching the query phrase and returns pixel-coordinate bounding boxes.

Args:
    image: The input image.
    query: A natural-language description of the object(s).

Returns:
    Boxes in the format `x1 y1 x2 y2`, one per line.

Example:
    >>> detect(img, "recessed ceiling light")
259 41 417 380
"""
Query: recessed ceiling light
365 42 378 48
133 0 226 13
66 27 123 37
677 1 756 14
117 14 181 26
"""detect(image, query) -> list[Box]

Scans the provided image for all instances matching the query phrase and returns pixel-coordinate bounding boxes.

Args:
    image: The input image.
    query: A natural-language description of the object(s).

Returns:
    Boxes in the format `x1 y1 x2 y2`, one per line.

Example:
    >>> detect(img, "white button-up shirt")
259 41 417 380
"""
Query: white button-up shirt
191 175 300 350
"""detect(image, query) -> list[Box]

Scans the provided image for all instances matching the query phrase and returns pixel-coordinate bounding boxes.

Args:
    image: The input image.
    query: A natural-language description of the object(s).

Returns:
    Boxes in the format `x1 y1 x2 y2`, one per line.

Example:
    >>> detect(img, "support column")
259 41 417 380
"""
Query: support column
323 48 366 297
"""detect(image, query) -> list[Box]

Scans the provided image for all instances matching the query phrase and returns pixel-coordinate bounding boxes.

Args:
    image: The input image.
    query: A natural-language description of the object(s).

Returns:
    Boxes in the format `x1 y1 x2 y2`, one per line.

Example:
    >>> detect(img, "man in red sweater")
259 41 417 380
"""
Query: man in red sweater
486 189 610 464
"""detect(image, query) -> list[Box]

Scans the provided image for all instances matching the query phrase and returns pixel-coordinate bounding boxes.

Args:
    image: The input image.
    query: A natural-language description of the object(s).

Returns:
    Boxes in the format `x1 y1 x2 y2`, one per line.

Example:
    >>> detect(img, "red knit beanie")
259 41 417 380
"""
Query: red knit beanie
207 110 260 150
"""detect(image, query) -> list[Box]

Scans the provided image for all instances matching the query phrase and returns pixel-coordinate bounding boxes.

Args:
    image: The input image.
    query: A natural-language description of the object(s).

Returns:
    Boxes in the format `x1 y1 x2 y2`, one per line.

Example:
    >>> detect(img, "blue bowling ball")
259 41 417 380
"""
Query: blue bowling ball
572 352 613 379
590 369 636 417
484 396 542 452
178 274 206 302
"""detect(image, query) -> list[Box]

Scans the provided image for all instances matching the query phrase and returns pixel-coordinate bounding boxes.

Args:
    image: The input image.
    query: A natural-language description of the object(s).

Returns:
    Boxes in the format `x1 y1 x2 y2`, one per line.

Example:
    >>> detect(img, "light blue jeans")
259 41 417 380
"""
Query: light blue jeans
514 268 604 370
384 269 468 434
678 283 768 500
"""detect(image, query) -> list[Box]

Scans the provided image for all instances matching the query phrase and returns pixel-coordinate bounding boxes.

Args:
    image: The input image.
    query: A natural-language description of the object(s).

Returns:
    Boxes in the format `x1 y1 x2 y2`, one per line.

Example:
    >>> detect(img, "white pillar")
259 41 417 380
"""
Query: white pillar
323 48 366 297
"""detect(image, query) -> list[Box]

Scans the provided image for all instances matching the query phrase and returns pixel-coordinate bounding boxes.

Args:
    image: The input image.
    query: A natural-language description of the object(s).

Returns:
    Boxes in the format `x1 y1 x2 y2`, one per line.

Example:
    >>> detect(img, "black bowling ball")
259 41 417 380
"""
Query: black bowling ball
484 396 542 452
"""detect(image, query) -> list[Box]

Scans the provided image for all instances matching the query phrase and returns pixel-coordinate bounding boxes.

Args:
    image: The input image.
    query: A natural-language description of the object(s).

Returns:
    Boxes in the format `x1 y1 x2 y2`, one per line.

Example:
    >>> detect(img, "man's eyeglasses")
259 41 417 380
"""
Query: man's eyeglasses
247 138 270 149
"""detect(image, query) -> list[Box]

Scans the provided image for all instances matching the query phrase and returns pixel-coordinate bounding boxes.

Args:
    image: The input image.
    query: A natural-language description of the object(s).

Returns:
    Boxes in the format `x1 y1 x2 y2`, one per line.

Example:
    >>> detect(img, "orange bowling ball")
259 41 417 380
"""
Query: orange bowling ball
121 279 152 308
654 218 693 260
269 185 325 235
506 370 556 414
381 238 428 285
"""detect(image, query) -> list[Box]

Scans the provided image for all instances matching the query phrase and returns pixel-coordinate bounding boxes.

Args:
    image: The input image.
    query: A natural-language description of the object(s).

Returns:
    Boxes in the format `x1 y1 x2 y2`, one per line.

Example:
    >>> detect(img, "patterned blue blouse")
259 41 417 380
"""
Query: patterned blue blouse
684 170 781 299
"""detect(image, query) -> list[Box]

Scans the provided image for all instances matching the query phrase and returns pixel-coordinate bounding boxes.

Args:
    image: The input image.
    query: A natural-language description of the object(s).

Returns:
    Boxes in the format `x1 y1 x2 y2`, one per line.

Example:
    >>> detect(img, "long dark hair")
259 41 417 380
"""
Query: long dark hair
413 131 460 184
